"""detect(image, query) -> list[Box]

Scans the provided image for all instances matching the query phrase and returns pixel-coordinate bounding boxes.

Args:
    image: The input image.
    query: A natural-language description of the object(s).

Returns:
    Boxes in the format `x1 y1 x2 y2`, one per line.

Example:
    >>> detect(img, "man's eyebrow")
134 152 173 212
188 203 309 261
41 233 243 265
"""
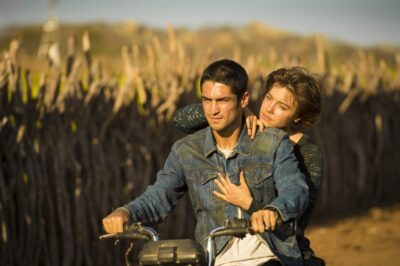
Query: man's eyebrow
201 96 234 100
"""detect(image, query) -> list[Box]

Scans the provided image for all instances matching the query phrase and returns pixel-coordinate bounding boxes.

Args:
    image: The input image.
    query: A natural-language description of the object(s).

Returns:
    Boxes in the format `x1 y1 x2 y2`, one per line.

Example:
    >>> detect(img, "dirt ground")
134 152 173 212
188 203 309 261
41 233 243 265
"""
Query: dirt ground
306 204 400 266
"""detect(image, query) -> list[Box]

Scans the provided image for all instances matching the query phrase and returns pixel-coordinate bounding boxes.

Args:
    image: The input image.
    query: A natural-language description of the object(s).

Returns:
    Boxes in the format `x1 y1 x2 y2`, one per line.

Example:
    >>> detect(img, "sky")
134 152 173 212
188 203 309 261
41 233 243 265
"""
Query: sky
0 0 399 46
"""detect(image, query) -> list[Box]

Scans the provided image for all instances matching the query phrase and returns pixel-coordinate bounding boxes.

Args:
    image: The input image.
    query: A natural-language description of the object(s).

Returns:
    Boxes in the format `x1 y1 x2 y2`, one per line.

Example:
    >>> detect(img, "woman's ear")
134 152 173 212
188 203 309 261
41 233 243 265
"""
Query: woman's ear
294 117 301 123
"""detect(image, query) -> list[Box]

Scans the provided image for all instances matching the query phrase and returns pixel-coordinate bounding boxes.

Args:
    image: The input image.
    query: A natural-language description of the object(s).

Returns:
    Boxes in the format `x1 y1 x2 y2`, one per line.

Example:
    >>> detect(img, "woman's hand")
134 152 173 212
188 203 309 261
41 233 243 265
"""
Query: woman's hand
213 171 253 210
244 108 265 139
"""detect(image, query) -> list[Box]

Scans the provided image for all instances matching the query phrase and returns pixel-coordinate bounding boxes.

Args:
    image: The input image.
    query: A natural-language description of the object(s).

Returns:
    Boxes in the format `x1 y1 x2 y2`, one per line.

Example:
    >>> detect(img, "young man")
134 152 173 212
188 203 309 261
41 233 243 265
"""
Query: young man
102 59 309 265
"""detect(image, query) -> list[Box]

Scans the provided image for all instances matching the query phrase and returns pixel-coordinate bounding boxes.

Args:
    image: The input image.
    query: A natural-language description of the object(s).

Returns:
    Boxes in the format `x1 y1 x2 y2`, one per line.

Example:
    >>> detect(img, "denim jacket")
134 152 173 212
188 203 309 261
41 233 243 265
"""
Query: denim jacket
123 125 309 265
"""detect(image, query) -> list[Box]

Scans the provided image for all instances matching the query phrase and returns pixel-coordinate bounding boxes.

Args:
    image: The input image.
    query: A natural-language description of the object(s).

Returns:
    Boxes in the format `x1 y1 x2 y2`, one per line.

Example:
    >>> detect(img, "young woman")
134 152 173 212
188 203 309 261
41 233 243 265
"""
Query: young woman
172 66 324 266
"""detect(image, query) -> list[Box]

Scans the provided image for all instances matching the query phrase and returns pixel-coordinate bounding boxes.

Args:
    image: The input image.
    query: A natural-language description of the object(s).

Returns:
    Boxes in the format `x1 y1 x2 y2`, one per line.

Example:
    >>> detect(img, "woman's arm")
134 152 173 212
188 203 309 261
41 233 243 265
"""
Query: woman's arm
172 104 264 137
172 103 208 134
296 140 323 231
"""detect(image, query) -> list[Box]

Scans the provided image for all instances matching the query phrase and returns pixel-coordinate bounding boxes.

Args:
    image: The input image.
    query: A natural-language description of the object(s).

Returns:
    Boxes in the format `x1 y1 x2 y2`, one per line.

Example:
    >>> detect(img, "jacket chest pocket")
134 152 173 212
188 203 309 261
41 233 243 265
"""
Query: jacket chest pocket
244 165 275 202
186 169 219 206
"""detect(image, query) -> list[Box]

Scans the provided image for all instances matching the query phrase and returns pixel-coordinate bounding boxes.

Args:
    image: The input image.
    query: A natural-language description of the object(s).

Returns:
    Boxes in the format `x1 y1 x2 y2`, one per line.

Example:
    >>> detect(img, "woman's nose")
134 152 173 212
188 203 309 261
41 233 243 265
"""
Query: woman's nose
265 102 273 113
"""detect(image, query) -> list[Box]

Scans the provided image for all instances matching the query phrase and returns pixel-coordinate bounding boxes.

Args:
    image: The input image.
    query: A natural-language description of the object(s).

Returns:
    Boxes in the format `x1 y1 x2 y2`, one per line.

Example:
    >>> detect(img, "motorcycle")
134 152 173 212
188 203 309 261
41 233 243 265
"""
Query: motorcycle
100 217 251 266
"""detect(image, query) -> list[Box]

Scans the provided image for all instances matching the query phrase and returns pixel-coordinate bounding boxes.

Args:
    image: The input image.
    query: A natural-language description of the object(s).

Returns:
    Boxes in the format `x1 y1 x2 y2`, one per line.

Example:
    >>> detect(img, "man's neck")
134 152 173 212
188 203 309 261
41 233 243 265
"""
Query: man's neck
212 123 243 150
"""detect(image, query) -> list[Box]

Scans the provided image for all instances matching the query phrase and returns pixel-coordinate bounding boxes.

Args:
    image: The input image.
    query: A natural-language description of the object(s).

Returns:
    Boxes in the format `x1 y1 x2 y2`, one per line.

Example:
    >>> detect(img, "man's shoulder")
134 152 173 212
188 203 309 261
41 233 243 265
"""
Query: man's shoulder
174 127 208 148
257 127 287 141
251 128 288 153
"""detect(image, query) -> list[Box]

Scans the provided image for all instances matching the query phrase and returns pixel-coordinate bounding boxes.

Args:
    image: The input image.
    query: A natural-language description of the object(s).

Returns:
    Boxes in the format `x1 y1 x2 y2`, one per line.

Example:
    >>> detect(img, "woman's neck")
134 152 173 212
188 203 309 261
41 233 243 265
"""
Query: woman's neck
288 131 304 144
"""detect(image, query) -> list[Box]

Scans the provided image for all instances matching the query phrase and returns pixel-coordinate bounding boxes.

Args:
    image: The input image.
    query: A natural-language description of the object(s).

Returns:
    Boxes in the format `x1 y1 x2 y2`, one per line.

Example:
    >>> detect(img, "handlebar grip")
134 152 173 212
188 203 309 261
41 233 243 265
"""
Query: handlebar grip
211 228 248 237
276 217 283 226
99 222 159 241
249 215 295 236
115 231 153 240
275 217 295 236
210 217 249 238
99 231 152 240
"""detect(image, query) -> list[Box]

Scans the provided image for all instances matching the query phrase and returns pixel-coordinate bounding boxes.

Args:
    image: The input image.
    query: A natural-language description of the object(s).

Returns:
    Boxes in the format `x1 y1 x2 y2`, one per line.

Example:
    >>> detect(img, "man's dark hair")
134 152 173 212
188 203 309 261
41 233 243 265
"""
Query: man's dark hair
264 67 322 130
200 59 248 98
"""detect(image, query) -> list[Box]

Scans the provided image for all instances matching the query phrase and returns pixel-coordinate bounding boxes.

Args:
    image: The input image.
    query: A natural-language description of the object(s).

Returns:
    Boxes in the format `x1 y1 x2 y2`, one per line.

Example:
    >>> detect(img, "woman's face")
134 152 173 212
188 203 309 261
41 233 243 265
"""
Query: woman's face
258 84 299 131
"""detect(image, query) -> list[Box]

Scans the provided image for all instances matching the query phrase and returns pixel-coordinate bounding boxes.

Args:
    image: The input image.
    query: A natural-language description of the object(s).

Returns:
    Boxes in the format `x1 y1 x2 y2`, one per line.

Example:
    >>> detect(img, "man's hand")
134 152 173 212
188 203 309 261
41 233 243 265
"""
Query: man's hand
102 209 130 234
213 171 253 210
250 209 279 234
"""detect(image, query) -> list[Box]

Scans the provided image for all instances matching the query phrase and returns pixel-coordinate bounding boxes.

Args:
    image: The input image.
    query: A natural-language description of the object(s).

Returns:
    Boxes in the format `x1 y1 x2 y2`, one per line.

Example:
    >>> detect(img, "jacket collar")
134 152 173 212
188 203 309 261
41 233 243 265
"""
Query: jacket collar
203 125 251 158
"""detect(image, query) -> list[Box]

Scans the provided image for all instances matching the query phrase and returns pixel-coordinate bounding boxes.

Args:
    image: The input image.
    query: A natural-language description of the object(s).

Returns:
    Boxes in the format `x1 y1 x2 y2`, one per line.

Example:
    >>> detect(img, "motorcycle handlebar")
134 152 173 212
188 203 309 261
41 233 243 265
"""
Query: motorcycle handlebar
99 222 159 241
100 217 294 266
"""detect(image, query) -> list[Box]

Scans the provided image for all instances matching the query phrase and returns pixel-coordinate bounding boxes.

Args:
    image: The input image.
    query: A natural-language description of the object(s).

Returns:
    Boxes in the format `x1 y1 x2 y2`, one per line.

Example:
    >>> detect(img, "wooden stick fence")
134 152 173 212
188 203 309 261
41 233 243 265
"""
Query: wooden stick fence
0 30 399 265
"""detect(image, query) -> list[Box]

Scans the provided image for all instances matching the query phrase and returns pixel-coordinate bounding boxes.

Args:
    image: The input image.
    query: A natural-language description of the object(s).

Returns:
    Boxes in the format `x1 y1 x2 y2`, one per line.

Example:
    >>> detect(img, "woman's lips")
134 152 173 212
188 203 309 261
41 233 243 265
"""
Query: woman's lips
261 113 273 125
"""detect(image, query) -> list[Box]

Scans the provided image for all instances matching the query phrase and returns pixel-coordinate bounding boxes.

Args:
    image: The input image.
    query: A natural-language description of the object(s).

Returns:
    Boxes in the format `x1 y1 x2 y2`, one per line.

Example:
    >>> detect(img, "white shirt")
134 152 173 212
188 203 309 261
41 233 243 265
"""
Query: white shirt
215 147 278 265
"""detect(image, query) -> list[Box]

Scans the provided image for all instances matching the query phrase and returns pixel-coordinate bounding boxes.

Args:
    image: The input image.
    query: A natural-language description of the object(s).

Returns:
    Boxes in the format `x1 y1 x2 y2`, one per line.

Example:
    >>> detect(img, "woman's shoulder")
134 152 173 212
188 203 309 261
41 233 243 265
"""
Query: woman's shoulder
298 134 318 147
296 134 322 160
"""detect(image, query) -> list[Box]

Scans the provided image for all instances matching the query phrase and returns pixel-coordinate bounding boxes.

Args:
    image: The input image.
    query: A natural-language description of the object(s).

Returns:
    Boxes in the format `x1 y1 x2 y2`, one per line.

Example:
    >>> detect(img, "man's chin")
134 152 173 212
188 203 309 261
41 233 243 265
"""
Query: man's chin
210 122 228 131
210 125 223 131
207 120 221 129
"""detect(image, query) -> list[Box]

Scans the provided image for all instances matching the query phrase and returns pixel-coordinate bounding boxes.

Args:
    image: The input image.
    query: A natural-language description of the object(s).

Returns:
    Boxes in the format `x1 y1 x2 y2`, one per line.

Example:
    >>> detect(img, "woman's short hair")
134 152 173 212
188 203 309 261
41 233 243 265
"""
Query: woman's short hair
263 67 322 130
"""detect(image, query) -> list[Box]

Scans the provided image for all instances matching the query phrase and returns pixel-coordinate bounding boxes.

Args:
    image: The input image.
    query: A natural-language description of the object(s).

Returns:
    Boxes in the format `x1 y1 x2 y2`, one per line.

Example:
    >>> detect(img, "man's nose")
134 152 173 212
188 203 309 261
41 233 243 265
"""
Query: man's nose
211 101 219 114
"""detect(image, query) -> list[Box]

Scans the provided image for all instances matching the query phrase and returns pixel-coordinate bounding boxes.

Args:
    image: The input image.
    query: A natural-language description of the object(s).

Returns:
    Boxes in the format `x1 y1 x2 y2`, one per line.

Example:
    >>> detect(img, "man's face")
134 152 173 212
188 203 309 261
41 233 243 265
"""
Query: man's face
201 81 248 134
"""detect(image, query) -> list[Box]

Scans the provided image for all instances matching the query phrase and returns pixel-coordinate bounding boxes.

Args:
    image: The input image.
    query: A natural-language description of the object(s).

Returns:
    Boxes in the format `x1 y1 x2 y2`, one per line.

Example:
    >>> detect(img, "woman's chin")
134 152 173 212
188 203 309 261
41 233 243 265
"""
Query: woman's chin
261 121 273 128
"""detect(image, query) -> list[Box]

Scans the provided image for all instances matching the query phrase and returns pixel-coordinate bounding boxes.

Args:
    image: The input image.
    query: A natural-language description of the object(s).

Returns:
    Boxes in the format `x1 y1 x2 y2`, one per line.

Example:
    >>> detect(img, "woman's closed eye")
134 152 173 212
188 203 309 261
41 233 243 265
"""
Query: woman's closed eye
279 104 289 111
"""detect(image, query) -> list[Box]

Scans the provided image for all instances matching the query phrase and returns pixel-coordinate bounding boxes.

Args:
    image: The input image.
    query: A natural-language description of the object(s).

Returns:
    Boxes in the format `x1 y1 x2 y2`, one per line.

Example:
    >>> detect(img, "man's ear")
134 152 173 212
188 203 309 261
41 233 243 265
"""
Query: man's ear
241 91 249 108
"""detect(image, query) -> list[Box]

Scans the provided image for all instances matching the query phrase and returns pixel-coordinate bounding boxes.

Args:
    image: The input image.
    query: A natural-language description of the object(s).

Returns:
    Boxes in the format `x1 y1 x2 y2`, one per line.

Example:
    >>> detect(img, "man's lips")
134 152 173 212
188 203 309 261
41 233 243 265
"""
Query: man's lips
209 116 223 123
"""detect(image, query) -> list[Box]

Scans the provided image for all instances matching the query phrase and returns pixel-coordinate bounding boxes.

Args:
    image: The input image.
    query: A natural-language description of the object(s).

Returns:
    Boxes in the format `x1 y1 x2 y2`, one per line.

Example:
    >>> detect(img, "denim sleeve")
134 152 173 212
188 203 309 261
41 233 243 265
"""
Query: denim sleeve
172 103 208 134
245 198 263 216
267 136 309 221
122 143 187 224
